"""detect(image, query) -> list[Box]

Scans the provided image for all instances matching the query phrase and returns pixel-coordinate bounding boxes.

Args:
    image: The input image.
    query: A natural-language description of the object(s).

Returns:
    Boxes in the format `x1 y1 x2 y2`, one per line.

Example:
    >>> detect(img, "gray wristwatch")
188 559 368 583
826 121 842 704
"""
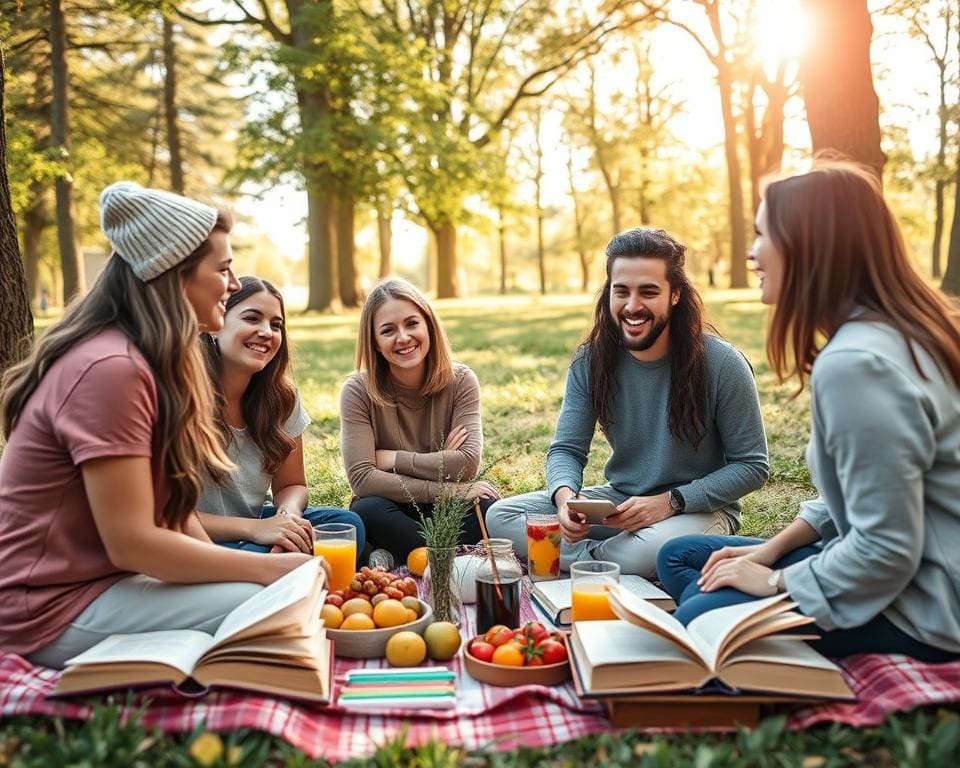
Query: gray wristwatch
668 489 685 513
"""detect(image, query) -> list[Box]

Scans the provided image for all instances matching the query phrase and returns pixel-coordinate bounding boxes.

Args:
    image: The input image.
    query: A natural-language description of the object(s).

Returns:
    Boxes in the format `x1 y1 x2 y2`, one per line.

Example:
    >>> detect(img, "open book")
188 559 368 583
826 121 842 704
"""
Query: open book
530 575 675 626
53 559 332 703
569 587 854 700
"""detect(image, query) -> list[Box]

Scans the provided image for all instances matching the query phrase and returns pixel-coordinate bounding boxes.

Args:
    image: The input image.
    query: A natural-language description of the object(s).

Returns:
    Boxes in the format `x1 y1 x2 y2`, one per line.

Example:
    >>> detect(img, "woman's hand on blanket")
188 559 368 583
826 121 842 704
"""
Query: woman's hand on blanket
255 511 314 553
699 543 776 583
699 548 779 597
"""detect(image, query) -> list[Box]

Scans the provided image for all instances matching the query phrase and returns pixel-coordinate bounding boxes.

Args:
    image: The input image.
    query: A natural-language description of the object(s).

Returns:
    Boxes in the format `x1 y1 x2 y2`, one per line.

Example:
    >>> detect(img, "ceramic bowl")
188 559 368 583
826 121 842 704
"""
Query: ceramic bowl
461 633 571 686
327 600 433 658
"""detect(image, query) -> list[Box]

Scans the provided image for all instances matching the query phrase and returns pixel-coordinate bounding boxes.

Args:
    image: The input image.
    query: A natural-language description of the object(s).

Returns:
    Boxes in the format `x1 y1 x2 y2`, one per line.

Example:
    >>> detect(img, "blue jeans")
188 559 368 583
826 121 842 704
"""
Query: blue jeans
219 505 366 564
657 534 959 662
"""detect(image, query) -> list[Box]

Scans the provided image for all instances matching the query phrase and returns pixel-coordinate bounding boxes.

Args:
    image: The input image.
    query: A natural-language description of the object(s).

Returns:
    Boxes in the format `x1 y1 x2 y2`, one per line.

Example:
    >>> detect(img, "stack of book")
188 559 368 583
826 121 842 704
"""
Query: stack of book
568 587 855 727
529 574 675 626
337 667 456 710
53 559 333 704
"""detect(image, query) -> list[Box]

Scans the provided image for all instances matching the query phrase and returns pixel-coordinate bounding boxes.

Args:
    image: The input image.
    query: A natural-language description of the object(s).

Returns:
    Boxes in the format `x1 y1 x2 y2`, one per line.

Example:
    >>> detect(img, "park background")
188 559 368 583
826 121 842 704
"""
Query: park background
3 1 960 766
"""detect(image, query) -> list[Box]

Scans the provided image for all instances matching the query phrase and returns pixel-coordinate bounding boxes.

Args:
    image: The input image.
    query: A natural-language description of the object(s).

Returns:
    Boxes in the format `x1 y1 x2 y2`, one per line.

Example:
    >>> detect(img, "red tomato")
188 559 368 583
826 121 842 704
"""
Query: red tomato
487 627 516 648
521 621 550 643
469 639 495 663
524 655 545 667
484 624 511 644
536 638 568 665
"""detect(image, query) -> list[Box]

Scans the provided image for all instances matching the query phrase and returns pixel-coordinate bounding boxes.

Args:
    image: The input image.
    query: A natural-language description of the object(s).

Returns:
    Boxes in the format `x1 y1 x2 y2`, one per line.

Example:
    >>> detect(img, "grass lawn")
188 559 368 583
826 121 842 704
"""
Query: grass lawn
4 290 959 766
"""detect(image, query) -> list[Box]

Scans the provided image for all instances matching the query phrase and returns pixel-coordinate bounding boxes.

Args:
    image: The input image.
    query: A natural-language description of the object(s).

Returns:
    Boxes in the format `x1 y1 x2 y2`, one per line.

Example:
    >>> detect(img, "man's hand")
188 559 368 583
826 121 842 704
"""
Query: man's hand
604 492 674 532
256 510 313 553
556 488 589 544
698 557 778 597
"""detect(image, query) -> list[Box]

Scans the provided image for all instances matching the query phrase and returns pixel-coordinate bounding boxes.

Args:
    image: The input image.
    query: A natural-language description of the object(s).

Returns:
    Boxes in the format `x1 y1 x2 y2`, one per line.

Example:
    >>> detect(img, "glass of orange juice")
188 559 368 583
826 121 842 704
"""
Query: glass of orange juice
526 511 562 581
570 560 620 621
312 523 356 592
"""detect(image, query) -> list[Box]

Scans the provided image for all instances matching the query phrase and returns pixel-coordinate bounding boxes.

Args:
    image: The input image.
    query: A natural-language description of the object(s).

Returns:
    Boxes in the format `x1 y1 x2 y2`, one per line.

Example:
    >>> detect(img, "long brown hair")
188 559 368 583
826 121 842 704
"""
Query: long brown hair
203 276 296 474
583 228 713 446
764 160 960 388
0 212 235 529
355 278 454 407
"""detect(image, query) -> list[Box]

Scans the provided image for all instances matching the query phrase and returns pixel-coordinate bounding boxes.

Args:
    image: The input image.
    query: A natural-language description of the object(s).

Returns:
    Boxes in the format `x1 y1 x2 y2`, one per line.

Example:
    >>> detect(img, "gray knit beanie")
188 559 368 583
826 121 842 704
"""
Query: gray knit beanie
99 181 219 281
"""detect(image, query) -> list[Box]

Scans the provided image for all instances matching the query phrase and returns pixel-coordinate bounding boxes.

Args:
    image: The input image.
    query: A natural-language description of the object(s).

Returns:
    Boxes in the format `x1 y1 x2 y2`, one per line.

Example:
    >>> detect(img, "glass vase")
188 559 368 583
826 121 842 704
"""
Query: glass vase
423 546 462 626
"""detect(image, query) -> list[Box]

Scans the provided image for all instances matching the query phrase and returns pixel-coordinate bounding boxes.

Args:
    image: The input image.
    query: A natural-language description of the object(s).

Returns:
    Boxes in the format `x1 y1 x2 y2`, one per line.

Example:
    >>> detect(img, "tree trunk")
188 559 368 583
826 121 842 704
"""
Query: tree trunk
943 158 960 295
0 47 35 376
799 0 884 179
304 177 339 312
50 0 85 301
566 149 589 292
534 109 546 295
335 193 361 307
717 60 748 289
163 16 185 195
497 205 508 295
434 221 458 299
377 202 392 278
22 189 45 306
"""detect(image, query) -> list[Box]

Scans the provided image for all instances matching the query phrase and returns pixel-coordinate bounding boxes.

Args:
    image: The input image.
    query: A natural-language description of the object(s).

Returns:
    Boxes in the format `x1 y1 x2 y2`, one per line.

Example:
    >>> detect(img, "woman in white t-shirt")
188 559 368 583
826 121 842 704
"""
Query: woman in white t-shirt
197 276 365 555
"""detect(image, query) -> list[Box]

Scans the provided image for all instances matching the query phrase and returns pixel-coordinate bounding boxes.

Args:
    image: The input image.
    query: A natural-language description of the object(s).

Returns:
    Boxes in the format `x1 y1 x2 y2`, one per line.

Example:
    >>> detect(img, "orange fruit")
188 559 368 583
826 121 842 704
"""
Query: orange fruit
404 608 419 623
407 547 429 577
423 622 461 661
373 599 408 628
340 613 376 631
385 630 427 667
319 604 344 629
401 596 421 616
342 598 374 618
491 643 524 666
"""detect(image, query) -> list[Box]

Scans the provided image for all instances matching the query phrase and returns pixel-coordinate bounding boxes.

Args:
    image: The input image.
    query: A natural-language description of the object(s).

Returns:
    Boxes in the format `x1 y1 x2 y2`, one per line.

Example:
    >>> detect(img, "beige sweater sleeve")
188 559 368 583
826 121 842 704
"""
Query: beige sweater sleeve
393 366 483 483
339 375 446 504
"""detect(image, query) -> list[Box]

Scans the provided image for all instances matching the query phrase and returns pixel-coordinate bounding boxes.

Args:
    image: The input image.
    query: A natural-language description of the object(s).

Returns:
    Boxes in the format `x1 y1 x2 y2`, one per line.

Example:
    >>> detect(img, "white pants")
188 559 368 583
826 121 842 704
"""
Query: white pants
485 484 737 579
28 574 262 669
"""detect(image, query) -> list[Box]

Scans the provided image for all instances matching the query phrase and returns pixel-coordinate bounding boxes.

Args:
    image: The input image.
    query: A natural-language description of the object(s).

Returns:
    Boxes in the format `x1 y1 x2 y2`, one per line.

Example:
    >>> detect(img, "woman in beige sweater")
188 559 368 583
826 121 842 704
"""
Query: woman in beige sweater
340 278 499 563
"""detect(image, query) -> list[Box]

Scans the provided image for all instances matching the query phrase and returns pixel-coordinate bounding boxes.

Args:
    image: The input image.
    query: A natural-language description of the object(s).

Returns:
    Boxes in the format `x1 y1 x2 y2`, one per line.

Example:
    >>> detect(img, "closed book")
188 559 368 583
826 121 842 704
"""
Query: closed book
530 575 675 626
569 588 854 701
52 559 332 704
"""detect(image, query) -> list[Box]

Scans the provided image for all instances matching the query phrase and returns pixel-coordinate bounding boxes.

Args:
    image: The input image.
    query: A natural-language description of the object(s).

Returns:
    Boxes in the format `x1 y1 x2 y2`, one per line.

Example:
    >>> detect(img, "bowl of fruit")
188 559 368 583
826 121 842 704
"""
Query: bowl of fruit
462 621 570 686
322 566 433 658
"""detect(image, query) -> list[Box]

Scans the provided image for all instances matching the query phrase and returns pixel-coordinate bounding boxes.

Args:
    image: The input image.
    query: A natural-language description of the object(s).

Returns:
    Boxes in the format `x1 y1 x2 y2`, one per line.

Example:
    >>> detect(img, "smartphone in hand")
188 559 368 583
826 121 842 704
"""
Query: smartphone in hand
566 499 619 525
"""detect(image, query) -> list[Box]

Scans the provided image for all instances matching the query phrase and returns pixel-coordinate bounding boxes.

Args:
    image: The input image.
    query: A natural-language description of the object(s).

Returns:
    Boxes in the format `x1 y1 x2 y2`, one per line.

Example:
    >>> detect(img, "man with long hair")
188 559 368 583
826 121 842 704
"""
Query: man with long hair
487 228 769 577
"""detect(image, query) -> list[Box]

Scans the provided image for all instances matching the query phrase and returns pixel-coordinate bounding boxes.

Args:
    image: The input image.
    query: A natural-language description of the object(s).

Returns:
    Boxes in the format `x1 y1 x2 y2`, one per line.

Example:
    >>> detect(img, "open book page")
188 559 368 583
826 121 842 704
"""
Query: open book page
607 583 701 660
63 630 212 677
716 612 817 666
718 637 854 699
210 558 322 648
685 594 796 672
570 622 707 692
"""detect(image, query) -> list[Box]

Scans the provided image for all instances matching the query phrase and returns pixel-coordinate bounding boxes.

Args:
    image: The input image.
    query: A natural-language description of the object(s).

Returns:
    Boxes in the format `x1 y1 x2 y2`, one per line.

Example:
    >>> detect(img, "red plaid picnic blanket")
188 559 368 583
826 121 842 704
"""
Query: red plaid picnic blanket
2 652 960 760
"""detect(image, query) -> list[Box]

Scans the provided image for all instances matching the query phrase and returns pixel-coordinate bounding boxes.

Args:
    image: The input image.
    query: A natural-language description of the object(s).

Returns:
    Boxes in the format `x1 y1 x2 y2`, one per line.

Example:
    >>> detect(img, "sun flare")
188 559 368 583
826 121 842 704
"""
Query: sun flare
752 0 809 72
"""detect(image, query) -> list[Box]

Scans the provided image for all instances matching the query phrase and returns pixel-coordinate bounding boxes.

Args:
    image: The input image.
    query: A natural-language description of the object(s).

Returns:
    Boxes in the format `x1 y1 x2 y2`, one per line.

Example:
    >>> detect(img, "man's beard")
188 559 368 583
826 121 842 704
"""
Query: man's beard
617 309 670 352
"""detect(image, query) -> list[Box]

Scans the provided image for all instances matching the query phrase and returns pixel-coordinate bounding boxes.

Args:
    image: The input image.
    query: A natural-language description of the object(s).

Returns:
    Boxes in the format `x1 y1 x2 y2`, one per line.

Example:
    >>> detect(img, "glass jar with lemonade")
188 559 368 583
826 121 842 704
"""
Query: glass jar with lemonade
525 511 561 582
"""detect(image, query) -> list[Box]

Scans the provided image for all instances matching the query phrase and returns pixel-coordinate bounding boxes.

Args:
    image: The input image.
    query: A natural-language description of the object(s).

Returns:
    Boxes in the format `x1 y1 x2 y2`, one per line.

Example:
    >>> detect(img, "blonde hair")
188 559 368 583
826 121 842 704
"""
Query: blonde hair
764 160 960 389
1 212 234 529
355 278 454 406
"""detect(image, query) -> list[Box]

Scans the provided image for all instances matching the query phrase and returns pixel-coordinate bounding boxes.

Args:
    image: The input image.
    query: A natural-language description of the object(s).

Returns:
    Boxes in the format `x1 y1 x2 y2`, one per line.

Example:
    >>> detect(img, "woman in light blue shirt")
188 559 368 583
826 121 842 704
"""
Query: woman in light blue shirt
657 161 960 661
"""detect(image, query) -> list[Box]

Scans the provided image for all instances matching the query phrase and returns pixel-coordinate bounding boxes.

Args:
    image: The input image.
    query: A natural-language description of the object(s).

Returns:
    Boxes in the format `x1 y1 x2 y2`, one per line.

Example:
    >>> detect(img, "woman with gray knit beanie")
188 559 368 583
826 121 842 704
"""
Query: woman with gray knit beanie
0 182 316 669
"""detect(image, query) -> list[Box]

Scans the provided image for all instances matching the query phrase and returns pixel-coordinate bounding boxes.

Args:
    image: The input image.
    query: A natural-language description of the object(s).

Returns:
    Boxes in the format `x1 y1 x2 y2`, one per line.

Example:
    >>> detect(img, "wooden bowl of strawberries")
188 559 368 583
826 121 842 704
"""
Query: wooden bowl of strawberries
462 621 570 686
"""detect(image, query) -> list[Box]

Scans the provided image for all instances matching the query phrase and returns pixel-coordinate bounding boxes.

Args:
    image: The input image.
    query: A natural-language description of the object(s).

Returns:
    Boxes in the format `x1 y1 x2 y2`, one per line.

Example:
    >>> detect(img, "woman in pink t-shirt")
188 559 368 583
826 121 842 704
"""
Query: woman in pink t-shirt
0 182 314 668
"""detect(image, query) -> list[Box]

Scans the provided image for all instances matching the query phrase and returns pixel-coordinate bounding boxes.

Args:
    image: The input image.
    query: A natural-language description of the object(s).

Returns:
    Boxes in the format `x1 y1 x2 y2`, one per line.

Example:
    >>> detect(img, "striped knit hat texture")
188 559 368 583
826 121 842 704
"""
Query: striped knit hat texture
99 181 218 281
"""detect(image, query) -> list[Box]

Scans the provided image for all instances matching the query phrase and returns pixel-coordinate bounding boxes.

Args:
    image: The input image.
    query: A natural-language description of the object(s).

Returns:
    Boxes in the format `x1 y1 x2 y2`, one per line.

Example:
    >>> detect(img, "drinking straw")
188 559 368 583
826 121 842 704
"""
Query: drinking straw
474 499 503 602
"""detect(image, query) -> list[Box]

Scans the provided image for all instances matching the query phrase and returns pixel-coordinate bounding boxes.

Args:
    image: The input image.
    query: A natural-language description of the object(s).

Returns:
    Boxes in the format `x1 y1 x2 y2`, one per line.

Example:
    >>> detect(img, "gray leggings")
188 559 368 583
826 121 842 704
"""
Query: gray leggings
28 574 262 669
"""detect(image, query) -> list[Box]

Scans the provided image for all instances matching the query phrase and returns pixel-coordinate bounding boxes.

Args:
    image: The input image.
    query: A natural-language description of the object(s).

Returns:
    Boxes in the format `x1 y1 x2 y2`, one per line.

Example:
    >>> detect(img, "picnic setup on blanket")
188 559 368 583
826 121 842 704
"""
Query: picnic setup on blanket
3 544 960 762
